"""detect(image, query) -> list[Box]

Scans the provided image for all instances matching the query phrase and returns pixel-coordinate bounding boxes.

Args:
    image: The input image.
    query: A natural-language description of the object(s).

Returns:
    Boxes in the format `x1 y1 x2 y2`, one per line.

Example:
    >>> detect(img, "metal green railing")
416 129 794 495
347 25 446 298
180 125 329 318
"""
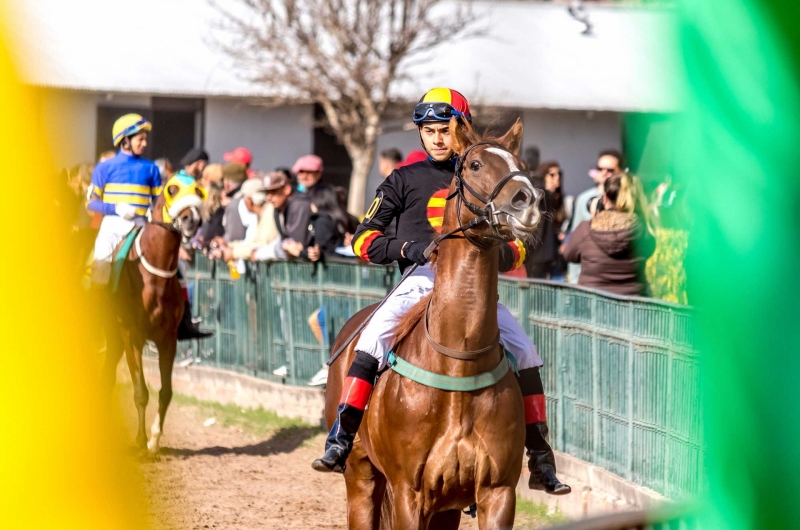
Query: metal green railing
176 255 701 500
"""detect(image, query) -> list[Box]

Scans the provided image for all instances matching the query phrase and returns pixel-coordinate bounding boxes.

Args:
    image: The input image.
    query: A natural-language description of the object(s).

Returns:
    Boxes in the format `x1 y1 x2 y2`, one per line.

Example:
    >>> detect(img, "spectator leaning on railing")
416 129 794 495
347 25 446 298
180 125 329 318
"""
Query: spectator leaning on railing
566 149 624 284
563 172 655 296
221 163 252 243
259 171 312 260
210 177 282 261
286 185 352 263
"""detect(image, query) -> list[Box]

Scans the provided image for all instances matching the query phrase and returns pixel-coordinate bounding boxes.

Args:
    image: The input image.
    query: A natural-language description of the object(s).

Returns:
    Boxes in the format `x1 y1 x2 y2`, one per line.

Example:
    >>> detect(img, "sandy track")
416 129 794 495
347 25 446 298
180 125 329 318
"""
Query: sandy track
118 385 552 529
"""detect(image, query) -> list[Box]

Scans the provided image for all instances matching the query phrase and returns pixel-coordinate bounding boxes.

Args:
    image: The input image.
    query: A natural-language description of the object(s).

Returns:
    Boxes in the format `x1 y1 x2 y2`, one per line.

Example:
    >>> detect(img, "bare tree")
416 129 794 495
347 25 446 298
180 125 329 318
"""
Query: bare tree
211 0 478 215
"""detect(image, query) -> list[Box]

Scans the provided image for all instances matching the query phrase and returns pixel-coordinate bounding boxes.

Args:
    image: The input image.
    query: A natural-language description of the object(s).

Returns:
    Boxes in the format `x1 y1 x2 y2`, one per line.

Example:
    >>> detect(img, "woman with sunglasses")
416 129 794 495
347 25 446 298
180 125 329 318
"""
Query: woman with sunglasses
527 161 567 279
565 149 624 284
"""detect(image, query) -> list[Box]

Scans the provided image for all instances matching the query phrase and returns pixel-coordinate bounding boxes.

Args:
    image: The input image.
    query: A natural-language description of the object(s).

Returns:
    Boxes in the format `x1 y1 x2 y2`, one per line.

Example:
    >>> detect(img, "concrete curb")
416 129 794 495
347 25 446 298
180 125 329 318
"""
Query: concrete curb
135 358 326 427
129 359 669 517
517 452 668 519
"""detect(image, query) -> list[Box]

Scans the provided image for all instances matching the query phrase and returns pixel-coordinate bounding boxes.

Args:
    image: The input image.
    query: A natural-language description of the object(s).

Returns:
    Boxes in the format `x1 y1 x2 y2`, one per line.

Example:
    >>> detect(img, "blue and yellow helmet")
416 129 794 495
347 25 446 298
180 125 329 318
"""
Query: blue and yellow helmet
112 113 152 147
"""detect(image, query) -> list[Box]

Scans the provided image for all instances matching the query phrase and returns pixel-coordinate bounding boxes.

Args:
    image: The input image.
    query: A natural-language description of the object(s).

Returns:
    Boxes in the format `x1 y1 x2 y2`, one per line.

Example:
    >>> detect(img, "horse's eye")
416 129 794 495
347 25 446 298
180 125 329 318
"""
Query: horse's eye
470 161 481 171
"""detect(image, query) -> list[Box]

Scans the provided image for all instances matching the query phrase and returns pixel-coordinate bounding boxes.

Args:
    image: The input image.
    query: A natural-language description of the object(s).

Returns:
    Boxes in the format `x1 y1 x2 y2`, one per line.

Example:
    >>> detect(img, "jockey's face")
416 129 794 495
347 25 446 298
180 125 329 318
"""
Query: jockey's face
129 132 148 156
419 122 453 162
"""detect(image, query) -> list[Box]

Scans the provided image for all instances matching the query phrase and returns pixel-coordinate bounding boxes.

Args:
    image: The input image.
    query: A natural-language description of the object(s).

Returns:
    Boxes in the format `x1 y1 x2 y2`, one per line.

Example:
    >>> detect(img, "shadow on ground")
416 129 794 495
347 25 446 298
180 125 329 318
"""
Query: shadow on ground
160 424 320 458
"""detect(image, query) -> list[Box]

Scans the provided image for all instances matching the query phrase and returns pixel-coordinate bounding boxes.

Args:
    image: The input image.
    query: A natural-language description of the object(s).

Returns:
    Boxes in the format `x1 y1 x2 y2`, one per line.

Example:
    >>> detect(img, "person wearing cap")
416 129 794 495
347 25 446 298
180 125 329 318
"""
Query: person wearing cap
211 176 282 261
223 147 253 170
87 113 161 286
292 154 329 194
260 171 313 254
221 163 253 243
312 88 570 497
177 147 209 180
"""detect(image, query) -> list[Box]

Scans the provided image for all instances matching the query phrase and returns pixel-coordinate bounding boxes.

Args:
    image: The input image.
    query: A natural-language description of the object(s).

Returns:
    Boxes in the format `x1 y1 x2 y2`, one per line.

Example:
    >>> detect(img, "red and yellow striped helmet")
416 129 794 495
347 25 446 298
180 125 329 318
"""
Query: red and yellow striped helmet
413 87 472 124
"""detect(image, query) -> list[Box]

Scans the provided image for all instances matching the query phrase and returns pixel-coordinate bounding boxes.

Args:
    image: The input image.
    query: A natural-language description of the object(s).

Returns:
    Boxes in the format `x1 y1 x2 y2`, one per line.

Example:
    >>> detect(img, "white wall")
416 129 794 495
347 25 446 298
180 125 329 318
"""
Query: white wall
522 109 622 198
38 89 97 169
205 99 314 171
36 89 152 169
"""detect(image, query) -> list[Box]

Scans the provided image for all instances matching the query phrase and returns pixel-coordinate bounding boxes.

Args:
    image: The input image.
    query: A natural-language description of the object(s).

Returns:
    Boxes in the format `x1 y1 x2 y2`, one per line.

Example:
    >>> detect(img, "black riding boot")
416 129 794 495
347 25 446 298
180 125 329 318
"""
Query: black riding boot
177 301 213 341
312 351 378 473
527 422 571 495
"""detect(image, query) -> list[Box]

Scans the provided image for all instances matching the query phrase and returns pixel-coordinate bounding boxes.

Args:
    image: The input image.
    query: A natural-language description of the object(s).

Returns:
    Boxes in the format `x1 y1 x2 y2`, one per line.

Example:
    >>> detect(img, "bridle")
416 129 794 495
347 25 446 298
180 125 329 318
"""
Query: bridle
133 218 190 279
328 141 532 367
421 141 530 258
420 141 532 360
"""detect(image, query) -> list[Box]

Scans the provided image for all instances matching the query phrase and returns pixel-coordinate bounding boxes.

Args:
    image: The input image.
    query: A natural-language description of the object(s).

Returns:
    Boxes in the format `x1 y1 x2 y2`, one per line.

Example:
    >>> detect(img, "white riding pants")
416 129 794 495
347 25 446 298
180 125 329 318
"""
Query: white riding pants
91 215 144 284
354 263 543 371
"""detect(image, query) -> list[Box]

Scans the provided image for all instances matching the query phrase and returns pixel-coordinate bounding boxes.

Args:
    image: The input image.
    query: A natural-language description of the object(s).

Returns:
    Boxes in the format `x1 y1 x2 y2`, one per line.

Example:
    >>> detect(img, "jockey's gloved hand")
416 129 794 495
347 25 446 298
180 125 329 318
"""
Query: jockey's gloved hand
115 203 138 220
403 241 428 266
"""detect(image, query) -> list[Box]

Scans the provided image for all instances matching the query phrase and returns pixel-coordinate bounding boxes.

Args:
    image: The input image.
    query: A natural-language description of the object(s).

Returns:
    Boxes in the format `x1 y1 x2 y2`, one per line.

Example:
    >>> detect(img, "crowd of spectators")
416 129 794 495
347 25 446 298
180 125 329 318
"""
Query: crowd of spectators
63 139 678 301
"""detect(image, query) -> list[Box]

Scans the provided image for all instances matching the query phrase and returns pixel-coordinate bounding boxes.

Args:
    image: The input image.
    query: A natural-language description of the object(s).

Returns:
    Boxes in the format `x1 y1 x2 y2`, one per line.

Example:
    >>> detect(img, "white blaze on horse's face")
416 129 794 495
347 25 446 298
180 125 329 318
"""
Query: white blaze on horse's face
485 147 542 234
175 206 202 241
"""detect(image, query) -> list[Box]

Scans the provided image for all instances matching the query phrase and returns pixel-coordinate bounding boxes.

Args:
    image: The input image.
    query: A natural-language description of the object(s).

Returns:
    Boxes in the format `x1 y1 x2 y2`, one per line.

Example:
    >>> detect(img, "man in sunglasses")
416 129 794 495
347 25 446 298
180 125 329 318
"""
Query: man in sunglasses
566 149 624 284
312 87 571 496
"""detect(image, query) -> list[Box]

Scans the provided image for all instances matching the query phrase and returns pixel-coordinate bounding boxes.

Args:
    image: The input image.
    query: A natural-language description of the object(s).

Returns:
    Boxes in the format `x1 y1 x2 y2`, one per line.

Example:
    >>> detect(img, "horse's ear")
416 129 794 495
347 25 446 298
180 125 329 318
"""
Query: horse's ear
167 185 180 198
497 118 523 155
450 117 475 155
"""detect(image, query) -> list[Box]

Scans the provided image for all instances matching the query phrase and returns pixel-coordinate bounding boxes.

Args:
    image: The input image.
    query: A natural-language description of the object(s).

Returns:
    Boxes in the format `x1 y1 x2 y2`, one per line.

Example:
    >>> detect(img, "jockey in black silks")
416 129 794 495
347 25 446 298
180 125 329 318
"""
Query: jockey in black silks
312 88 570 495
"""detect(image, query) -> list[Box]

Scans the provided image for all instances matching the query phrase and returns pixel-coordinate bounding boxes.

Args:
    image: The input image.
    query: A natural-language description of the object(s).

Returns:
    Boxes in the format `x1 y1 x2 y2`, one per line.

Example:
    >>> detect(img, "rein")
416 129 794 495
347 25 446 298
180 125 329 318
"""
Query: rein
134 225 179 278
327 142 523 366
424 298 499 360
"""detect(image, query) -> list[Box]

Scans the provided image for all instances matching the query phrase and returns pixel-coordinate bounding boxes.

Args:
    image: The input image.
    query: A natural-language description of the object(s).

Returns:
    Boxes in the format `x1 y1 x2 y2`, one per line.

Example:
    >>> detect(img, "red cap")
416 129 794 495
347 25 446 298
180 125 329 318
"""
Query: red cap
292 154 323 174
397 150 428 168
223 147 252 165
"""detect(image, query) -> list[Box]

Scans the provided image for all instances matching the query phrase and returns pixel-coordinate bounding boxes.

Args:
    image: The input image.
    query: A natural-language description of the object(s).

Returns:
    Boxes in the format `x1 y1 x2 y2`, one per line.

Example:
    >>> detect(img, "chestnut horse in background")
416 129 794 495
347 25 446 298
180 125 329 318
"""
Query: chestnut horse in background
325 119 542 529
102 185 204 453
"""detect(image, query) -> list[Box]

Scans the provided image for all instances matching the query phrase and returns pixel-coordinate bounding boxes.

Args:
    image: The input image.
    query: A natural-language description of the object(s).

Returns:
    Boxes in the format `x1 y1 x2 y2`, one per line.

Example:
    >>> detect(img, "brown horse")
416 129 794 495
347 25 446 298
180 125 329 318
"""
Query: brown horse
101 183 205 453
324 118 542 529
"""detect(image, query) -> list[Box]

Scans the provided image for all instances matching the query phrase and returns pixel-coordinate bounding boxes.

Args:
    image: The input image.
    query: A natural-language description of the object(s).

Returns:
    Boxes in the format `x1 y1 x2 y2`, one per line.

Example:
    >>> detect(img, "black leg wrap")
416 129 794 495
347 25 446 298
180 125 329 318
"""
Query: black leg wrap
348 350 379 380
517 367 544 396
177 301 213 341
526 422 571 495
311 351 377 474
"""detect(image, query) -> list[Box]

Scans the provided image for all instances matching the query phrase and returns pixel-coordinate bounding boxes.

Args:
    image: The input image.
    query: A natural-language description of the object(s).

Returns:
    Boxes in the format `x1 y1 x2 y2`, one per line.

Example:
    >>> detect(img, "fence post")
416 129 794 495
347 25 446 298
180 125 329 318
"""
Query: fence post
591 292 600 465
627 300 635 483
556 284 566 452
664 307 675 496
213 260 221 369
283 263 297 386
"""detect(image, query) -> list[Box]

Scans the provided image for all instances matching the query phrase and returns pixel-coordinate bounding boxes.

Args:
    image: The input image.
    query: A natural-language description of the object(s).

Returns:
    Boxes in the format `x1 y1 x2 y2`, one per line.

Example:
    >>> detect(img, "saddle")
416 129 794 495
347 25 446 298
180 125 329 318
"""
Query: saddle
81 227 142 293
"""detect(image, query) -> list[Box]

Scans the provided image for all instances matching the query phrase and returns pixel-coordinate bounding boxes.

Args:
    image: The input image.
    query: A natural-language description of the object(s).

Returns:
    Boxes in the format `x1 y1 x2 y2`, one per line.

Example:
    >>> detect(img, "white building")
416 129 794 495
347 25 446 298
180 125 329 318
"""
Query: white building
6 0 676 205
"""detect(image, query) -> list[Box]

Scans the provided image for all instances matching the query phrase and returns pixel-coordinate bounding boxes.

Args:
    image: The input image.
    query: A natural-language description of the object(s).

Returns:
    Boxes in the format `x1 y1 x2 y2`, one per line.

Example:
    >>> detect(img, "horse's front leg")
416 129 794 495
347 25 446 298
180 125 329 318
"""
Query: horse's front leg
476 485 516 530
343 438 385 530
147 333 177 454
390 484 428 530
122 326 148 449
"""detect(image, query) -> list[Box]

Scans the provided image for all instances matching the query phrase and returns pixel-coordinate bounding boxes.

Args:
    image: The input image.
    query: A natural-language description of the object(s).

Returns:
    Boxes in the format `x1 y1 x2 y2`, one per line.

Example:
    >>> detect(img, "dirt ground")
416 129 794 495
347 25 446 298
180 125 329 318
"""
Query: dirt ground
118 385 561 529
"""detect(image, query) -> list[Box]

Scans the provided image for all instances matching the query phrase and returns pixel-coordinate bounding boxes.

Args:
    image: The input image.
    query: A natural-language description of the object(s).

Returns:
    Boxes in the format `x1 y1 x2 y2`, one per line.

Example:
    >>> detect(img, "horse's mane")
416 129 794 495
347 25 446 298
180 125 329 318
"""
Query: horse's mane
392 292 432 346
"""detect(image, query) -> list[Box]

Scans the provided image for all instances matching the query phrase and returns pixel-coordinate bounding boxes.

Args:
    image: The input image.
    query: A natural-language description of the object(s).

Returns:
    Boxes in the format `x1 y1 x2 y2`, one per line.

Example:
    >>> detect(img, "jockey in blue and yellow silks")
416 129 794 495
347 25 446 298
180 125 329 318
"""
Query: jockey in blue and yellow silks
88 113 161 285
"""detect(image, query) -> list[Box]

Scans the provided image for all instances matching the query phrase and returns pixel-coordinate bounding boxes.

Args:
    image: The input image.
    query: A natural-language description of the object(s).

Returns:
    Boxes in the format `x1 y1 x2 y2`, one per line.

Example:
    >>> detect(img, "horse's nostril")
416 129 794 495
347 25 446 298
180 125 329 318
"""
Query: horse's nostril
511 190 531 209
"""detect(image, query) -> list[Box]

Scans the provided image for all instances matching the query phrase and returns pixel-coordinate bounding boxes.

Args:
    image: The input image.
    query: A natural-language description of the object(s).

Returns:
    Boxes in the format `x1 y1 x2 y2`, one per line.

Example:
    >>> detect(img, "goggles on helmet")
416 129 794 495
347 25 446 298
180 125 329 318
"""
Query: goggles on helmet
413 102 471 124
